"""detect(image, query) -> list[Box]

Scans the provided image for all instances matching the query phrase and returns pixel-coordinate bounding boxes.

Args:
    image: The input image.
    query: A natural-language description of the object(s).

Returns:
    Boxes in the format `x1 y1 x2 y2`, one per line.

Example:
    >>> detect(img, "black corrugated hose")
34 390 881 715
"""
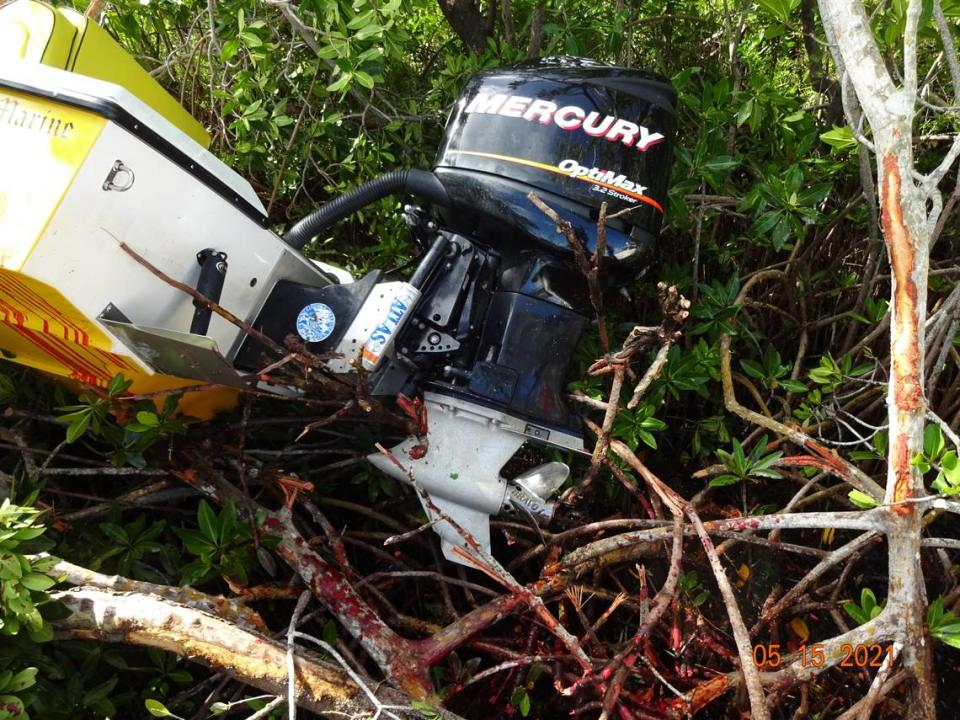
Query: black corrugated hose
283 169 450 250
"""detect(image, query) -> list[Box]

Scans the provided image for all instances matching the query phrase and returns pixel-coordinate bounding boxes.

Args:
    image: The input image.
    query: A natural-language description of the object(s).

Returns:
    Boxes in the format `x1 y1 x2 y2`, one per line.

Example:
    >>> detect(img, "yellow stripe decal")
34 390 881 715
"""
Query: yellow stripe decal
450 150 664 213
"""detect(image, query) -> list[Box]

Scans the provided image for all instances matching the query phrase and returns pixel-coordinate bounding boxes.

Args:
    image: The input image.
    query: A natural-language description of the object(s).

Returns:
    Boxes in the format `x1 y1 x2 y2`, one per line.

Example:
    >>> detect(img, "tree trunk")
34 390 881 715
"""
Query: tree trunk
816 0 940 714
437 0 491 53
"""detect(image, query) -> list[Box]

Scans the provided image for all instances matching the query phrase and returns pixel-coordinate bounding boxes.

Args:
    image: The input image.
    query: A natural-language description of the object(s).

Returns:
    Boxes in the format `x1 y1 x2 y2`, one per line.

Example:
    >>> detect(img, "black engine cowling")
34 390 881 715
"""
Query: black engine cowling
435 56 676 267
243 57 676 446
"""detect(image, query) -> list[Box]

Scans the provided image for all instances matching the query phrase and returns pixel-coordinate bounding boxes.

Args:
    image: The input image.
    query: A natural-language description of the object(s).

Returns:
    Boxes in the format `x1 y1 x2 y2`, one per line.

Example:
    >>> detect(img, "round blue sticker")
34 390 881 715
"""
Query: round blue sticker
296 303 336 343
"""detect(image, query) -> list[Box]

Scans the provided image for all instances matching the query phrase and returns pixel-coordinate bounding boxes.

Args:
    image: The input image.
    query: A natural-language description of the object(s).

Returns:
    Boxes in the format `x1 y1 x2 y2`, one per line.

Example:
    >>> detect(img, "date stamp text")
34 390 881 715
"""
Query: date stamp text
752 643 893 669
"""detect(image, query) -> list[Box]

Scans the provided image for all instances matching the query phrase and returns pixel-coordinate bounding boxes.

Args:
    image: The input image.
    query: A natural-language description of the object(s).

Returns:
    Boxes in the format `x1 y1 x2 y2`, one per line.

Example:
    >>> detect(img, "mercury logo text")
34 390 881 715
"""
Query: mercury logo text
463 94 665 151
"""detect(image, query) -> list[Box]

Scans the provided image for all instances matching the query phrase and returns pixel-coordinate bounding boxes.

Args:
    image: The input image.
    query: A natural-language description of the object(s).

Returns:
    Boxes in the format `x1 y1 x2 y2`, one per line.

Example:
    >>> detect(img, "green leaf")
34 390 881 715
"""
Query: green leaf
709 474 741 487
843 601 866 625
167 670 192 684
927 595 960 646
315 43 340 60
930 597 946 627
0 553 23 580
327 72 353 92
322 619 338 646
98 523 129 545
942 452 960 487
66 414 90 444
239 31 262 48
797 183 831 207
135 411 160 428
347 9 375 28
636 429 657 449
107 373 132 397
763 23 786 39
936 629 960 649
740 359 765 380
771 217 791 250
911 453 931 474
924 424 945 459
82 676 118 706
848 490 878 509
354 23 383 40
511 686 531 717
6 668 37 693
177 529 214 556
197 501 218 543
145 698 172 717
641 416 668 431
220 38 241 61
780 379 808 393
751 468 783 480
354 70 376 88
735 98 754 127
933 620 960 635
12 526 45 541
820 126 859 152
179 557 213 587
702 155 739 172
218 504 237 545
19 573 55 591
755 0 792 22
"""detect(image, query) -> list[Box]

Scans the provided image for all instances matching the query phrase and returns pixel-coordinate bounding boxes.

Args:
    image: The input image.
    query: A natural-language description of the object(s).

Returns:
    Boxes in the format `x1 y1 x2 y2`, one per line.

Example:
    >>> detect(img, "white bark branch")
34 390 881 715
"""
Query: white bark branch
42 556 266 633
904 0 923 100
818 0 900 130
933 0 960 102
52 588 426 718
560 511 881 572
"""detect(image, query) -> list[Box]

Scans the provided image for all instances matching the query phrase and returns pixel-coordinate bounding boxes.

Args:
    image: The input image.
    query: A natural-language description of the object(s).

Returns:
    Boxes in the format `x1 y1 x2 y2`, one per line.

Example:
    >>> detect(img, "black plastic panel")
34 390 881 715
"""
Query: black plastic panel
472 291 588 426
234 271 381 371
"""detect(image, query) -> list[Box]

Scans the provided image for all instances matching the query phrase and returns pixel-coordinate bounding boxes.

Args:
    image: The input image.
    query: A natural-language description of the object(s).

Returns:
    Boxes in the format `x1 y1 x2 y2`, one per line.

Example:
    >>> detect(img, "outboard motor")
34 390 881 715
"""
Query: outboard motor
0 14 673 568
242 58 676 566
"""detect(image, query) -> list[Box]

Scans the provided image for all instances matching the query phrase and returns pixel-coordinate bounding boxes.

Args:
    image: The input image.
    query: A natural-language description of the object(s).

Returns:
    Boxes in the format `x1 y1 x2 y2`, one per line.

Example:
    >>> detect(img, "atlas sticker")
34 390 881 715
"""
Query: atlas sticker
296 303 336 343
361 283 421 370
